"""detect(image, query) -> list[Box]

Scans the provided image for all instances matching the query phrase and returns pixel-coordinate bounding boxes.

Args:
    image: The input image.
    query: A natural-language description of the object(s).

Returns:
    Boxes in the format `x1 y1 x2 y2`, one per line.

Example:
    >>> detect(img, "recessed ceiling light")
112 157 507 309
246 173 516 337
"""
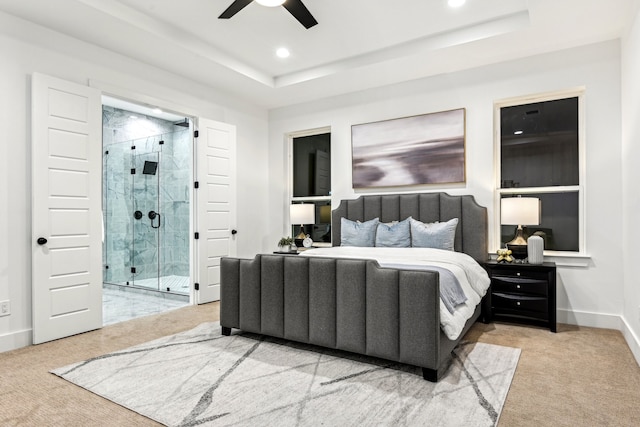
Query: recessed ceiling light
276 47 290 58
152 108 163 115
448 0 466 7
256 0 285 7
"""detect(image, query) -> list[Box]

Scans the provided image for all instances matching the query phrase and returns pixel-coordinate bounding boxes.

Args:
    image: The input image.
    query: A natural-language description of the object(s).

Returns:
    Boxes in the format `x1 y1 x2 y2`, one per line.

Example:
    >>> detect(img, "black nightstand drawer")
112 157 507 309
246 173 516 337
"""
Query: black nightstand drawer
493 292 548 315
493 269 549 281
492 276 548 296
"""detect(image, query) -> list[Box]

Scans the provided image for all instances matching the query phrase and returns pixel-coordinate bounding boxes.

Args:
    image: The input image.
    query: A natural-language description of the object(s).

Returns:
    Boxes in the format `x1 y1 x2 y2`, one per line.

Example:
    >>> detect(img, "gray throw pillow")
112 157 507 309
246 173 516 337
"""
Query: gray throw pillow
341 217 379 247
410 217 459 251
375 217 411 247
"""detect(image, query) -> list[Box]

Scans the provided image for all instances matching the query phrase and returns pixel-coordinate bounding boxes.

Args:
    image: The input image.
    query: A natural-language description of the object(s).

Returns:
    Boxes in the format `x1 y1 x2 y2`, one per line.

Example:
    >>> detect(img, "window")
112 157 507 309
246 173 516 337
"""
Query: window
496 91 584 254
289 128 332 244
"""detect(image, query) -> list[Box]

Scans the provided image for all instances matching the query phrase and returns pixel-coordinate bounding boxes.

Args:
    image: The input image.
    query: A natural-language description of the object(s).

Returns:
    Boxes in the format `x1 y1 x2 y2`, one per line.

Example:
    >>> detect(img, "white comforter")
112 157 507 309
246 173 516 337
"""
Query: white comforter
298 247 490 340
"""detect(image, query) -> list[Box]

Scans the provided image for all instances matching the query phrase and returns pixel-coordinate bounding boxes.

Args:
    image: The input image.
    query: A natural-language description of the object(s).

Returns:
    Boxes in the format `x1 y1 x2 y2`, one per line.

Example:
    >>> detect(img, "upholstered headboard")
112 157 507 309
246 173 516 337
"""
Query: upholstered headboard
331 192 488 262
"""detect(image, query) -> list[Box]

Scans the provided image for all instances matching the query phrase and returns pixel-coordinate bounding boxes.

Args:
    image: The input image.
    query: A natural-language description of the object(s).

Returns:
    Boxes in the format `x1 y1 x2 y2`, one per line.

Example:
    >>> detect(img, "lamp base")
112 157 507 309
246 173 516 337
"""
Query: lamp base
506 243 528 260
295 226 306 248
506 225 528 260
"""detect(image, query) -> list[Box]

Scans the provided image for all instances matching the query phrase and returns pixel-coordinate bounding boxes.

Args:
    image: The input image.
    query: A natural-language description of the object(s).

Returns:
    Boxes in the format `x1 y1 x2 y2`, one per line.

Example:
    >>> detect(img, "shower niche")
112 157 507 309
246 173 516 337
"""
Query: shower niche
102 106 191 295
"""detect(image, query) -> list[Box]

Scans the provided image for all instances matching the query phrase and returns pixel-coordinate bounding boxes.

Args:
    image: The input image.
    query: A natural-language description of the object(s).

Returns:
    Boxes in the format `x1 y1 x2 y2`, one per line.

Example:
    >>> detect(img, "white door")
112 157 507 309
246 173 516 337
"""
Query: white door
195 118 237 303
32 73 102 344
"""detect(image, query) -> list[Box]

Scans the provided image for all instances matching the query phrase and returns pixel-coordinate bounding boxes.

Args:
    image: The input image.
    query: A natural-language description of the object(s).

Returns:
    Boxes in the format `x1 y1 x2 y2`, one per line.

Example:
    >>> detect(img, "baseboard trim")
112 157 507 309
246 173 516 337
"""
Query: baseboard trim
556 308 622 330
0 328 32 353
620 316 640 368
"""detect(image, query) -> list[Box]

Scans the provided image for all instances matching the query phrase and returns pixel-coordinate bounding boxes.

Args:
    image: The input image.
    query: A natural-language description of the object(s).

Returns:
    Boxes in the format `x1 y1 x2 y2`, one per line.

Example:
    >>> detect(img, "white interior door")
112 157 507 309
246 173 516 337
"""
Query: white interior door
32 73 102 344
196 118 237 304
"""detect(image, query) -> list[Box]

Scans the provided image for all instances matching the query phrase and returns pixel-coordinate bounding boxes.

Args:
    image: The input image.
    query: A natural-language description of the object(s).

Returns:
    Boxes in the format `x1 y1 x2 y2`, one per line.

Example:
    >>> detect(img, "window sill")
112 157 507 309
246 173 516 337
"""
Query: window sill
543 251 591 267
489 251 591 268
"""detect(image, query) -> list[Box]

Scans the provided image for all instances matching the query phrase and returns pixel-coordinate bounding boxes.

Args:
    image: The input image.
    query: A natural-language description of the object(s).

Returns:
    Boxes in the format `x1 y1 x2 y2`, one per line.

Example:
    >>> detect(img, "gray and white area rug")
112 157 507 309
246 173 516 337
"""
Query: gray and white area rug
52 323 520 426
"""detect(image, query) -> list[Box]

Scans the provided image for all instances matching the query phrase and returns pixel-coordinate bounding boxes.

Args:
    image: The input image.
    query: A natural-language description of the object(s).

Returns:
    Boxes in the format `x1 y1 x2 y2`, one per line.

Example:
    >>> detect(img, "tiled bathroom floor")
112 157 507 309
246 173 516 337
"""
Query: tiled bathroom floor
103 284 190 326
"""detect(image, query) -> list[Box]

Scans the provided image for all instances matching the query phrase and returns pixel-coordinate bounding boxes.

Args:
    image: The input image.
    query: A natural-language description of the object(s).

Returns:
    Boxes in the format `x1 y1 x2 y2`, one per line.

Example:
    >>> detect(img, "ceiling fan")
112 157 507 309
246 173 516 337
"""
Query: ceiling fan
219 0 318 29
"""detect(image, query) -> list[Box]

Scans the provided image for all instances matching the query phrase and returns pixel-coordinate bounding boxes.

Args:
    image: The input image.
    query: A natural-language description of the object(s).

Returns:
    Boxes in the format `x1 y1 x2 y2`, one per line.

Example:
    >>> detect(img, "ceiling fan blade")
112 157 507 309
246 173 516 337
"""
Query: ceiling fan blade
283 0 318 29
218 0 253 19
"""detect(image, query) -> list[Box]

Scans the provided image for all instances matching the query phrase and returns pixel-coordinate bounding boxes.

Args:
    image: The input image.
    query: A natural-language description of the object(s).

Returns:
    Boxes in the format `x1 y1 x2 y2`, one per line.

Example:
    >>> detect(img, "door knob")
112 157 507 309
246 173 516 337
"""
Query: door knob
37 237 48 245
231 229 238 235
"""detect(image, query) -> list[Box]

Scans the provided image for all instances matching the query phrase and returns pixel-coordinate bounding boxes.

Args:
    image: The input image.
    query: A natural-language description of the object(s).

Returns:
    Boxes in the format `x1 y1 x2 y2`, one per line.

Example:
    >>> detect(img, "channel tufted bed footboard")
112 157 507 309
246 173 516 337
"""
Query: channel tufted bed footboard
220 192 490 381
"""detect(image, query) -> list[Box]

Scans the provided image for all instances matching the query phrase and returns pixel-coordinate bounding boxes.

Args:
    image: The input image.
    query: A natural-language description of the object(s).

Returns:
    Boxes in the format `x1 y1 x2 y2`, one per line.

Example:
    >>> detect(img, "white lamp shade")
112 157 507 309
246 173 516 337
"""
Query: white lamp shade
290 204 315 225
255 0 285 6
501 197 540 226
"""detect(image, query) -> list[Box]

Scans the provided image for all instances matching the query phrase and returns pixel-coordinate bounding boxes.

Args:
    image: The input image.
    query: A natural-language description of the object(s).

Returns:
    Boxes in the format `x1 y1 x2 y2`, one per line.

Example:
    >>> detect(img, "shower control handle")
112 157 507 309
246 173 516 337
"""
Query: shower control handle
148 211 161 229
37 237 48 245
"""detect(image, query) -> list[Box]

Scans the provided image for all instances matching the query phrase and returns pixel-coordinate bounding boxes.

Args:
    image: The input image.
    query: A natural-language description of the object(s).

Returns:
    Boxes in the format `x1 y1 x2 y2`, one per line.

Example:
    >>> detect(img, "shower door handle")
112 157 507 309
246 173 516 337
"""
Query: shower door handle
148 211 161 229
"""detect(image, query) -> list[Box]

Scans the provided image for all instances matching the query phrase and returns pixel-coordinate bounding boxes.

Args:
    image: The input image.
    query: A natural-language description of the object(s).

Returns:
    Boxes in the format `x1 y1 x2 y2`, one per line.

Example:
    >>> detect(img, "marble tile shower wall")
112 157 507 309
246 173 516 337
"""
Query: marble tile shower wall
103 107 190 288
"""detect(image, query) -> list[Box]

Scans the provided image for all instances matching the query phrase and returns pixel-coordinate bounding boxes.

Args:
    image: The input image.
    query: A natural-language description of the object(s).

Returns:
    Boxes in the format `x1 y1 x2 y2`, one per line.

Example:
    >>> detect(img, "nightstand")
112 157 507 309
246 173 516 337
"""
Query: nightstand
484 261 557 332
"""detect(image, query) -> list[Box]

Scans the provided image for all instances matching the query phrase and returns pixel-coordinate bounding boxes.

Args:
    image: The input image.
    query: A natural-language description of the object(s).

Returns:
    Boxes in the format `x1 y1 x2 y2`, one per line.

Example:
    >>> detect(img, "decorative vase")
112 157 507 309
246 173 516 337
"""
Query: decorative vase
527 235 544 264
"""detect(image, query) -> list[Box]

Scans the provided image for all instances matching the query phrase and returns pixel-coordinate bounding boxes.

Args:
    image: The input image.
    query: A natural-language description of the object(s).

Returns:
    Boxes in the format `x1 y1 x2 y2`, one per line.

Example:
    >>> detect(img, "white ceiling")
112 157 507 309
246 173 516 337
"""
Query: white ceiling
0 0 637 109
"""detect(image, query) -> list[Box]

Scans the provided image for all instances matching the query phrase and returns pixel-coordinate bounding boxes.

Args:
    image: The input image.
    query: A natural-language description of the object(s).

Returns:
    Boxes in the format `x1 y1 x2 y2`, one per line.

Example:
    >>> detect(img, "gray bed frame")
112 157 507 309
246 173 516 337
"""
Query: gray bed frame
220 192 488 381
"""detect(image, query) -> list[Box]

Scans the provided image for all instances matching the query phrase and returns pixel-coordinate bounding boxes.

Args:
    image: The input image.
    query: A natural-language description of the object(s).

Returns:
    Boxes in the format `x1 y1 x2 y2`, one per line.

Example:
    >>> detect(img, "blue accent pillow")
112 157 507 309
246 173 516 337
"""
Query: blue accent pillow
341 217 379 247
375 217 411 247
410 217 459 251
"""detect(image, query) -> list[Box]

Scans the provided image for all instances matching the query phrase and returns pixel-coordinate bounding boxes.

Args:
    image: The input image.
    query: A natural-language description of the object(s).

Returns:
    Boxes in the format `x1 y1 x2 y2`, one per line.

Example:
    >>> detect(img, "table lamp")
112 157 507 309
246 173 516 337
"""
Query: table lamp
290 204 315 247
501 197 540 259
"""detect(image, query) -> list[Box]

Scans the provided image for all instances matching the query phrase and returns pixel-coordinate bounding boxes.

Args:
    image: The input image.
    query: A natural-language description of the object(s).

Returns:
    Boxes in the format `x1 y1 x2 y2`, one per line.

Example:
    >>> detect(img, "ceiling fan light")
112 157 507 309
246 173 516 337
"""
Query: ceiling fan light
255 0 286 7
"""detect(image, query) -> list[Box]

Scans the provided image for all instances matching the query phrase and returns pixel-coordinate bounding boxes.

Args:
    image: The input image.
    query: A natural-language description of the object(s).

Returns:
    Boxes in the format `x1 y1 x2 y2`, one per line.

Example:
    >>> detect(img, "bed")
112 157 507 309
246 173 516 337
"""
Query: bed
220 192 490 381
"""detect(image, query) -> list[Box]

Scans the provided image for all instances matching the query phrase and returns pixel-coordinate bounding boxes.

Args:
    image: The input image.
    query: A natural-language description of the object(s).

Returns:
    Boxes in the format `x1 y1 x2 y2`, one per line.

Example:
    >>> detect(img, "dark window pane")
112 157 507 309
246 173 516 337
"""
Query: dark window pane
293 133 331 197
501 97 578 188
500 192 579 252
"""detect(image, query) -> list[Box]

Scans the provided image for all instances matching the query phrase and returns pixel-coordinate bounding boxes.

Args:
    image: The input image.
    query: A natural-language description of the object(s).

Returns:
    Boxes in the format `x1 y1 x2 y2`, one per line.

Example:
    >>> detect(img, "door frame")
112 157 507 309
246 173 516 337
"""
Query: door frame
99 90 199 304
101 98 197 298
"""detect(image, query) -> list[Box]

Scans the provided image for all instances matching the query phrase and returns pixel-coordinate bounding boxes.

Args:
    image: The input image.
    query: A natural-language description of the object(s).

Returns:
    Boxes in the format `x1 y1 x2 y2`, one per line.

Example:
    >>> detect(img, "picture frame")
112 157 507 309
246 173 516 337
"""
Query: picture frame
351 108 466 188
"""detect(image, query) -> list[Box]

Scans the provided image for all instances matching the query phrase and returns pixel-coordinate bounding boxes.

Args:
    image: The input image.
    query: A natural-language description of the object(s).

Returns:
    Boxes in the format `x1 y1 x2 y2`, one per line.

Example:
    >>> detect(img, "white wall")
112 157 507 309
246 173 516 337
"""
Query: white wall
621 6 640 362
269 40 625 331
0 14 269 352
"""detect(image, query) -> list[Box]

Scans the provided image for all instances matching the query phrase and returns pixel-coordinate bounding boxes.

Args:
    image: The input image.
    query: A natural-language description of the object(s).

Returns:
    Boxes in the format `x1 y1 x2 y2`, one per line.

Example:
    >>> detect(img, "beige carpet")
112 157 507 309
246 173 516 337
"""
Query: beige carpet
1 302 640 426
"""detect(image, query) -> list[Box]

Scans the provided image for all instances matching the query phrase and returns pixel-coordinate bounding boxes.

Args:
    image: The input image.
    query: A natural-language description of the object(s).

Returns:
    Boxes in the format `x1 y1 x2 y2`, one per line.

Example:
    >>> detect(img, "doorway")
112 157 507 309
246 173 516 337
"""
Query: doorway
32 73 236 343
101 99 192 324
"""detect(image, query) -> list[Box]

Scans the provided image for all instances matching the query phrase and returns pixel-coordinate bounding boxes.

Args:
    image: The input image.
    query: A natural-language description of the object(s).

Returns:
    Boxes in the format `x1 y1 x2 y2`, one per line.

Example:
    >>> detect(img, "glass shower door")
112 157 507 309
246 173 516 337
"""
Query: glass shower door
103 129 191 295
131 151 161 291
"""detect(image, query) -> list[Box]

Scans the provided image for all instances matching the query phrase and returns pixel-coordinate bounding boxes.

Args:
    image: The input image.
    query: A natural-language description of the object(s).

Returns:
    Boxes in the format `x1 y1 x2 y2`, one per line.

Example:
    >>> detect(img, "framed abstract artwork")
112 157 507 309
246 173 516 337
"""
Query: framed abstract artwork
351 108 465 188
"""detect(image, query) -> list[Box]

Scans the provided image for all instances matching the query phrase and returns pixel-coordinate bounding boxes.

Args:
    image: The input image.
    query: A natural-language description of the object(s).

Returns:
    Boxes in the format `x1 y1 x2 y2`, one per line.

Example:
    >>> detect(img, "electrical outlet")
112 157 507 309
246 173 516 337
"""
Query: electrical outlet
0 300 9 317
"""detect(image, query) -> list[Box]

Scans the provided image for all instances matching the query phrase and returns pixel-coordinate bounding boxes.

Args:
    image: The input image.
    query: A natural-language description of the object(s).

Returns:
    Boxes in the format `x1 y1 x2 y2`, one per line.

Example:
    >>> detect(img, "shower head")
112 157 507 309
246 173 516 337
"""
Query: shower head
174 118 189 128
143 161 158 175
